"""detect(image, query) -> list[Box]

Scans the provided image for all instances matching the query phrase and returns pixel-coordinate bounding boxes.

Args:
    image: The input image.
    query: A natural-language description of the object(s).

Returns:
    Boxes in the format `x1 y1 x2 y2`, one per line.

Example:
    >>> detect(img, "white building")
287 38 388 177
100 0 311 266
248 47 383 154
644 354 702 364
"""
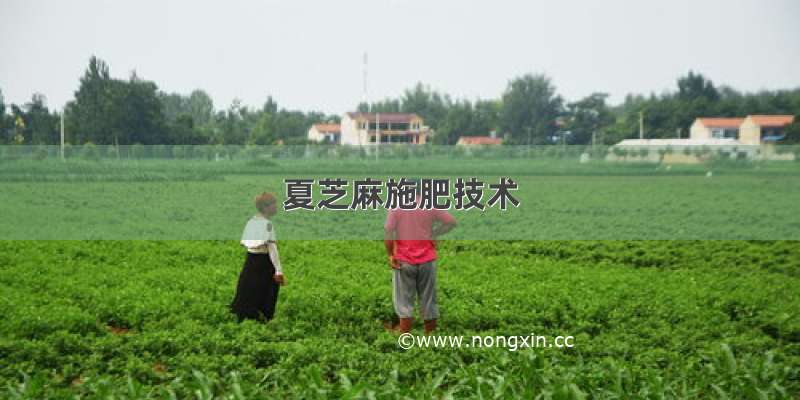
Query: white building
738 115 795 145
308 112 431 145
307 123 341 144
611 114 796 162
689 118 744 140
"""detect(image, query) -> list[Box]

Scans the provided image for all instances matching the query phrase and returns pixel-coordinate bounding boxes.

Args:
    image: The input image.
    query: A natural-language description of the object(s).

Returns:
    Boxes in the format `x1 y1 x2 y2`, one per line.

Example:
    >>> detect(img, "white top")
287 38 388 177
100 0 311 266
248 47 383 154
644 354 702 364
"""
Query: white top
240 215 283 275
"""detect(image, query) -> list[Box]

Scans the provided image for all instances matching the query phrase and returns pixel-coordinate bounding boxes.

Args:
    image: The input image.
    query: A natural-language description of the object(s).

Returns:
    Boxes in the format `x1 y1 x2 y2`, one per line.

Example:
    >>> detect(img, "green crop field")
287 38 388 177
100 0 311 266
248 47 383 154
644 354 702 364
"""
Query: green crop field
1 149 799 398
2 147 800 241
2 241 799 398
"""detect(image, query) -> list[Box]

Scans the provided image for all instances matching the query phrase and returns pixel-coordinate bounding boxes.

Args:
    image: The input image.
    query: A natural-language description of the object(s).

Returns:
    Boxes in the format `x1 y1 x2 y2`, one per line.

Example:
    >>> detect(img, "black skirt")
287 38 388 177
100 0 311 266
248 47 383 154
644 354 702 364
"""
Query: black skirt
230 252 281 322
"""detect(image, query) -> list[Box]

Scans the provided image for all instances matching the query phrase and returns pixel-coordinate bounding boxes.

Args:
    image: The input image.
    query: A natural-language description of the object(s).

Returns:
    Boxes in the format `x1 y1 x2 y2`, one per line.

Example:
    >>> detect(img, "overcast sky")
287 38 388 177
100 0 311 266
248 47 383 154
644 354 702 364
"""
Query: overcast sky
2 0 799 115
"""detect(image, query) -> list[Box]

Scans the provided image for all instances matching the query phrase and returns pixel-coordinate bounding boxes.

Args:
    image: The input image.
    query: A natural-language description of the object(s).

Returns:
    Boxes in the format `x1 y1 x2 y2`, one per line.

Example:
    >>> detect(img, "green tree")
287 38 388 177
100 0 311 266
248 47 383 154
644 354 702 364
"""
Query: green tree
71 56 115 144
159 92 189 124
168 114 207 145
0 88 7 143
12 108 26 144
677 70 719 102
501 74 563 144
188 90 215 128
272 110 311 143
160 89 215 131
400 83 450 129
472 99 502 138
70 57 167 144
565 93 615 145
435 100 474 144
215 99 247 144
107 72 167 144
26 94 59 144
784 115 800 144
251 112 275 144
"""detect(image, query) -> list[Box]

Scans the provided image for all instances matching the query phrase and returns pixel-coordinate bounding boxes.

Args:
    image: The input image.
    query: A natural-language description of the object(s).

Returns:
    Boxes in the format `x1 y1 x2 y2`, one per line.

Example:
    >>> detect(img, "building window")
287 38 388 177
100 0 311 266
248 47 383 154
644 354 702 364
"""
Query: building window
323 133 340 144
392 122 409 131
712 128 737 139
369 122 390 131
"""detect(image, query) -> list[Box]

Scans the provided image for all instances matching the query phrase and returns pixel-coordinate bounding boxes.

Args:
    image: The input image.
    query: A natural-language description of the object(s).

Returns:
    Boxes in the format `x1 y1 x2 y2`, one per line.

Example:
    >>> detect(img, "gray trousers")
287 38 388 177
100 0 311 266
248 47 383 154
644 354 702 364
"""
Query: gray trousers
393 261 439 320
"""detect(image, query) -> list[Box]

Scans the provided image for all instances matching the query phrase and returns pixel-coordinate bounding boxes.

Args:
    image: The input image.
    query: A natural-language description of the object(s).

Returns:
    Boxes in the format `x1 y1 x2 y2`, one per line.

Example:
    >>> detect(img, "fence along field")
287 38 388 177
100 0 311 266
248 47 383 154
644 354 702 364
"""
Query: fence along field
0 145 799 398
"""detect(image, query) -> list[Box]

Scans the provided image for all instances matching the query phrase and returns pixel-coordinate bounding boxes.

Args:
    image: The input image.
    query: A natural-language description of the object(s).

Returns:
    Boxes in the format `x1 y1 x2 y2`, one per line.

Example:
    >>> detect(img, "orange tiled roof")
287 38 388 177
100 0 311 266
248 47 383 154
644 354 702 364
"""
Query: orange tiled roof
457 136 503 145
312 123 341 133
748 115 794 127
697 118 745 128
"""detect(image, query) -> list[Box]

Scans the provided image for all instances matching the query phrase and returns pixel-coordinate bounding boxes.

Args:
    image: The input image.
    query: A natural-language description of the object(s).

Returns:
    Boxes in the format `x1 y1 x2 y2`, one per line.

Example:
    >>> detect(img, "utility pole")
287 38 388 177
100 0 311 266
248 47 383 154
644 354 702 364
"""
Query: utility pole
60 110 65 161
376 112 381 161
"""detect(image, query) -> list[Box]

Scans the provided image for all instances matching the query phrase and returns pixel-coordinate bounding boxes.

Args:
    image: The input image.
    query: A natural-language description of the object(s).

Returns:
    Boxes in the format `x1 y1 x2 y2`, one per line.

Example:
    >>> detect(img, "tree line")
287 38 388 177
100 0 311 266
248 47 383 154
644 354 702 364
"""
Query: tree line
1 56 799 146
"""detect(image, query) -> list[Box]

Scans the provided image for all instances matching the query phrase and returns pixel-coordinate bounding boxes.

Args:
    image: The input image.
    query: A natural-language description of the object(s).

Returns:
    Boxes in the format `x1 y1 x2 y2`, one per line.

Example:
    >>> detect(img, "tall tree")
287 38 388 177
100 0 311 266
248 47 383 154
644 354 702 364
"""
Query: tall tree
251 112 275 145
24 93 59 144
400 83 451 129
116 72 167 144
160 89 215 130
71 56 113 144
472 99 502 137
784 115 800 144
0 88 7 143
71 57 167 144
501 74 563 144
159 92 189 124
435 100 474 144
677 71 719 102
215 99 247 144
168 114 207 144
188 90 215 128
565 93 615 145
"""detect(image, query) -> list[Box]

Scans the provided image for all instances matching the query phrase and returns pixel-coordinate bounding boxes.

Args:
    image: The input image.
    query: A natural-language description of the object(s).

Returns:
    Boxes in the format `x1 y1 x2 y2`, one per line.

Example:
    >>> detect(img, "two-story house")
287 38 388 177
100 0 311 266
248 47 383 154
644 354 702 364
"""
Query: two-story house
308 112 430 145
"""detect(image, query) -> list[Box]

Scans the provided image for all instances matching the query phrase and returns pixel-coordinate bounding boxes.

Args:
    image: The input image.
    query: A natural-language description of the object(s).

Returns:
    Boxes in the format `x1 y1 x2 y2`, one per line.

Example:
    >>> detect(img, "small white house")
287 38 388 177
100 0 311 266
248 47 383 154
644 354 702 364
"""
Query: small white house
738 115 794 145
689 118 744 140
308 123 341 144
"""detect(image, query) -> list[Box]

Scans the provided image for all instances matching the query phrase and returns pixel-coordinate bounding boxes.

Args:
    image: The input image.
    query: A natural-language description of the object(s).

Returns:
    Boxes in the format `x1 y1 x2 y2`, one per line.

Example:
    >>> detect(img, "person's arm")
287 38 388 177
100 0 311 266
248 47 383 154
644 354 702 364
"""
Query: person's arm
384 211 400 269
267 241 286 285
384 228 400 269
432 210 457 238
265 221 285 285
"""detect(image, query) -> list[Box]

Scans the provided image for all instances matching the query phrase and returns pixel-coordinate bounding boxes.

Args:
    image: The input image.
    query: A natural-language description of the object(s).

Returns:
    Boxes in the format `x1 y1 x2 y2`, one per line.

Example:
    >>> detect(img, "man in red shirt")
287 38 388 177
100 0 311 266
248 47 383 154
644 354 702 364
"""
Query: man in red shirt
384 201 457 334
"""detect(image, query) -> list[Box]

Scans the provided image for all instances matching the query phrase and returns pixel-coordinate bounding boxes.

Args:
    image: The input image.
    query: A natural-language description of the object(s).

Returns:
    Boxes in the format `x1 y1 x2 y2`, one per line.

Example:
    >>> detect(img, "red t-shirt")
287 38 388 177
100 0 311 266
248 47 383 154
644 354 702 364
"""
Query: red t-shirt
384 207 456 265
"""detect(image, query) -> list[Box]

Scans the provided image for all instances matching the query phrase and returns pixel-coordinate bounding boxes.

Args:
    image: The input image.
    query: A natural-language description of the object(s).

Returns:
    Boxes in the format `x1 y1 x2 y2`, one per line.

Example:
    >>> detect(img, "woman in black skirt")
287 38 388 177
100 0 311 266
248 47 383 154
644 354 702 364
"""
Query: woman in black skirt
230 192 286 322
